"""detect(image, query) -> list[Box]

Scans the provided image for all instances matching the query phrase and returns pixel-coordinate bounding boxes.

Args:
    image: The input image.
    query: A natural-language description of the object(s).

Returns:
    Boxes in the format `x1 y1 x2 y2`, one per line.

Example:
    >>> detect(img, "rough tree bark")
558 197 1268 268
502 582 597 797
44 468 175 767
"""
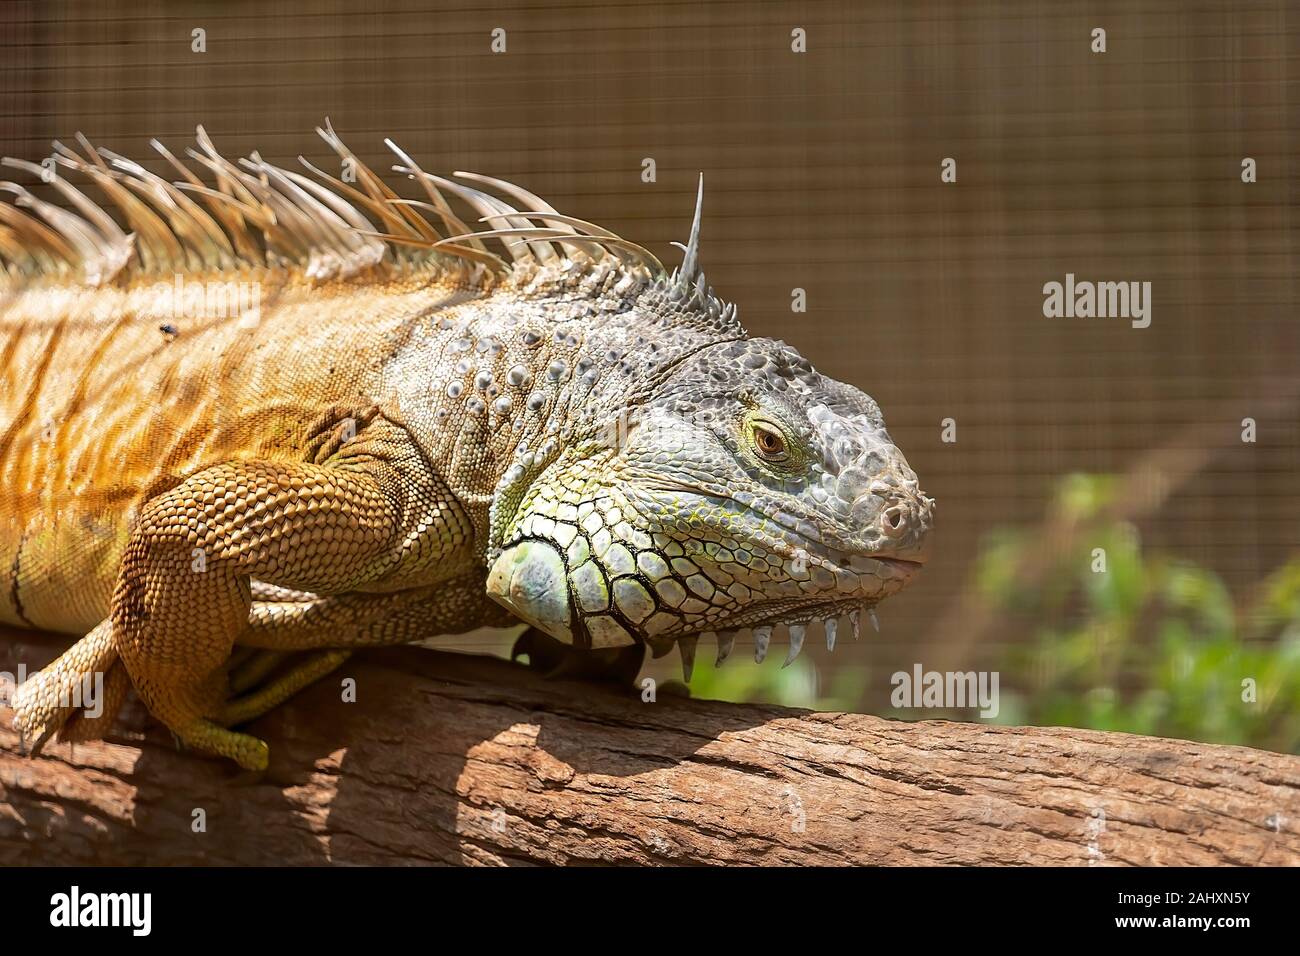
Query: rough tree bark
0 627 1296 866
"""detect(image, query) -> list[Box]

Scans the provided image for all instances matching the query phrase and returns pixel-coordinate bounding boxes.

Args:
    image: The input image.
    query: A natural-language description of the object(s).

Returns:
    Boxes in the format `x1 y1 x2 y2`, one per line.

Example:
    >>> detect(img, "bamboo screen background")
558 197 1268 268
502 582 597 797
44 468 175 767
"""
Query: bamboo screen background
1 0 1296 711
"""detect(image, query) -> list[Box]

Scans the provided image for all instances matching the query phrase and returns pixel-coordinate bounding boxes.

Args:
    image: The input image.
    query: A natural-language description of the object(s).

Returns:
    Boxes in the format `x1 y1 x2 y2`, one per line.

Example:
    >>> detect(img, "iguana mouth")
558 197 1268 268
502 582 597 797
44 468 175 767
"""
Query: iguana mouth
859 555 925 572
636 483 930 571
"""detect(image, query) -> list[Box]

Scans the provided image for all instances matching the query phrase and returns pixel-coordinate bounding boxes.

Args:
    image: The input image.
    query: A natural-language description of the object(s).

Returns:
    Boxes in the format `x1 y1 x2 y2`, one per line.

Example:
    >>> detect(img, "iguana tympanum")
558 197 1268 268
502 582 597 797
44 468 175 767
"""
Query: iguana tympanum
1 126 934 770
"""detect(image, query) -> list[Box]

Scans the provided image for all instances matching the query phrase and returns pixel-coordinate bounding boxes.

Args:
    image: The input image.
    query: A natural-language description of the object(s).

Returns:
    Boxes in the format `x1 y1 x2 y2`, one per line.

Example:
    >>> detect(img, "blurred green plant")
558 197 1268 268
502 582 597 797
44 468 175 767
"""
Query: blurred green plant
982 473 1300 753
680 652 826 709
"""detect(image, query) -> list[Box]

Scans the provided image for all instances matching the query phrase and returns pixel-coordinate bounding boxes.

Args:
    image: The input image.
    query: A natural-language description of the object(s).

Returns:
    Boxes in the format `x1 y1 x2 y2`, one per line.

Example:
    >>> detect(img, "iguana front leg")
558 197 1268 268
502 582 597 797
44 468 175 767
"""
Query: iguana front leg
108 457 419 770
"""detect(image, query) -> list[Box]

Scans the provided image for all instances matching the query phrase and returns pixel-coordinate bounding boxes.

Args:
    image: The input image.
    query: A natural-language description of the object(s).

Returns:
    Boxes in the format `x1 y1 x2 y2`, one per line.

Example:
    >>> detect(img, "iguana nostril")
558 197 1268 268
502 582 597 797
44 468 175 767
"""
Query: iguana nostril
881 504 908 536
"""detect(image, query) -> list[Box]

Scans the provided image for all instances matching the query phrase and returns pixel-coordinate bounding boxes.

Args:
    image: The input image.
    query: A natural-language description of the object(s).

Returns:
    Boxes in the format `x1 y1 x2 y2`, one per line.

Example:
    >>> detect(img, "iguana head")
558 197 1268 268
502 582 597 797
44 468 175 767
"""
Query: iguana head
487 330 934 671
484 178 933 672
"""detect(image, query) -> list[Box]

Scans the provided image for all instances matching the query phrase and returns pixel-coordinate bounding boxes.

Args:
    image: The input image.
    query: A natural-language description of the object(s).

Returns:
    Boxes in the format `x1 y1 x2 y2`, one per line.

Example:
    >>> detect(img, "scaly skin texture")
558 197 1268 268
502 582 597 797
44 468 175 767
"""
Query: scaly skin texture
1 129 934 769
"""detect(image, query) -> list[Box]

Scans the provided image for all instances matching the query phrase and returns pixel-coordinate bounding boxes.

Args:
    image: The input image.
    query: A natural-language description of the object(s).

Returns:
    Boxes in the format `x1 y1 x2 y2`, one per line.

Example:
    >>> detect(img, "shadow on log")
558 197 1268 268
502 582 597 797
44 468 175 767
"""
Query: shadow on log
0 627 1297 866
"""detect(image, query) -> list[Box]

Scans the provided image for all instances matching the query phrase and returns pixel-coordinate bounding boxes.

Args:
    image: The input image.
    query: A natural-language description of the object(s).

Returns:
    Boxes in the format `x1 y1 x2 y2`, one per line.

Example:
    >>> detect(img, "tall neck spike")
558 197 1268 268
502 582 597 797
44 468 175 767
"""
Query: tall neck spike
678 173 704 286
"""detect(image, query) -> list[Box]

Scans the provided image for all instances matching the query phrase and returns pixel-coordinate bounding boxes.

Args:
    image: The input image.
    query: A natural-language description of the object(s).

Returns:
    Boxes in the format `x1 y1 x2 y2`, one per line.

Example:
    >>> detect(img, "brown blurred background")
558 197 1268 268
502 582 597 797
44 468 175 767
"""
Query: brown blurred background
2 0 1297 722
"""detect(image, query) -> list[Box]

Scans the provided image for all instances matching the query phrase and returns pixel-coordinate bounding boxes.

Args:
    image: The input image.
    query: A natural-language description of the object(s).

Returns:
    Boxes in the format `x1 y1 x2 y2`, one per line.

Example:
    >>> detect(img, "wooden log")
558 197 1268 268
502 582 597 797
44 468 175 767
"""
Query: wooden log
0 628 1296 866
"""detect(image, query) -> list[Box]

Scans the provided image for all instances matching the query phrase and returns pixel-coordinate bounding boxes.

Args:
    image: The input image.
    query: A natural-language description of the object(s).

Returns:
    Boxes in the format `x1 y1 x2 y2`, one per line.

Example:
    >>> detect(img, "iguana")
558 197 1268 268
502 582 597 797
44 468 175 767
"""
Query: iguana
1 125 934 770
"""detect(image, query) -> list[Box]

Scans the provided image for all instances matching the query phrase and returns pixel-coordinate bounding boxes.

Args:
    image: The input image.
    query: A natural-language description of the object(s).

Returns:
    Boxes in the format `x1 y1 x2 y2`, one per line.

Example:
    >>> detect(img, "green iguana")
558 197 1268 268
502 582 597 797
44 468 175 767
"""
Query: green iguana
1 125 934 770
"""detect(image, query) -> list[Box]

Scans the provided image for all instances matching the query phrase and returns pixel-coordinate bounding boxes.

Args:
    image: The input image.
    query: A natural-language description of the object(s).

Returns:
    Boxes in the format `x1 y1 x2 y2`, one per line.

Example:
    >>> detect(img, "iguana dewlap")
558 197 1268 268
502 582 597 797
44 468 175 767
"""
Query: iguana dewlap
1 126 934 770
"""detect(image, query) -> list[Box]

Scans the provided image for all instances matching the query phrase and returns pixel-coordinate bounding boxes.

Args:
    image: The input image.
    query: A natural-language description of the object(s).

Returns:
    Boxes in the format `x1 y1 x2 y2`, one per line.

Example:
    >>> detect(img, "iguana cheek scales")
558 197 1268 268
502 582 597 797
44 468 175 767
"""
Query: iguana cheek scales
3 127 933 769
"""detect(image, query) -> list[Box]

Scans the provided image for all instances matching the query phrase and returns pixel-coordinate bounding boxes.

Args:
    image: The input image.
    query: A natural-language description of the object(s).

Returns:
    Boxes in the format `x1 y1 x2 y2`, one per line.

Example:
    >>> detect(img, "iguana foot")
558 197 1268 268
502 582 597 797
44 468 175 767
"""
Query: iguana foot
511 627 645 687
173 718 270 772
217 649 351 727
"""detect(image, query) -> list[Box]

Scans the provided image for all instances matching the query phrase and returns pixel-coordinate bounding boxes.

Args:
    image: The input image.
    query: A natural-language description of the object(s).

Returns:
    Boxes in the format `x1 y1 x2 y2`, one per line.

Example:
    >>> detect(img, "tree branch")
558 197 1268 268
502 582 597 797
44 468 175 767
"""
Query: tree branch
1 628 1297 865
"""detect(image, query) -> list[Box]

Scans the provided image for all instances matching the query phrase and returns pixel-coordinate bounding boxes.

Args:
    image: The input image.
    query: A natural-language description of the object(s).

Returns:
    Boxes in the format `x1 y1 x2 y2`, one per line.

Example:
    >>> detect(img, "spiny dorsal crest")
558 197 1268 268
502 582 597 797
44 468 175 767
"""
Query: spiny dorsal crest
0 123 733 333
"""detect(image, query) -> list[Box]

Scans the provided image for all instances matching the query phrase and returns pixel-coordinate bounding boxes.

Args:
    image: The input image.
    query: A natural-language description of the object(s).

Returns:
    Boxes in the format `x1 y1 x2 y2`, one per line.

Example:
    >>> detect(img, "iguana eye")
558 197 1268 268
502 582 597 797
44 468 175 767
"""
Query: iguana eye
752 423 788 461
